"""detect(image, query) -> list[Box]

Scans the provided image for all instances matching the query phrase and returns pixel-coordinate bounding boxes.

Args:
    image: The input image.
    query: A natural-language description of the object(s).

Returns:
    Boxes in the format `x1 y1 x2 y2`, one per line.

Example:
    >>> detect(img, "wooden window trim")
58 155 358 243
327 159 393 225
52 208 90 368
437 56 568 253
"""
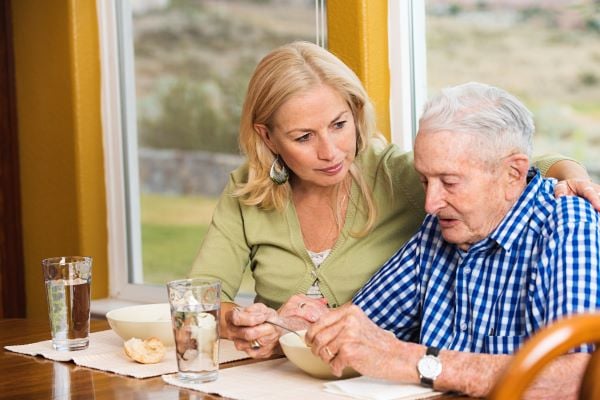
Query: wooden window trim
0 0 25 318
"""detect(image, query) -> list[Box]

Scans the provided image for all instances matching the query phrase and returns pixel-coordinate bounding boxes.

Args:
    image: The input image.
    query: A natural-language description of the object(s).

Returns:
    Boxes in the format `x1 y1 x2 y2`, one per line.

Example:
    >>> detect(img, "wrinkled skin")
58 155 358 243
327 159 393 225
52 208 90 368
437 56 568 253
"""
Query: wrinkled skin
225 295 329 358
305 303 407 379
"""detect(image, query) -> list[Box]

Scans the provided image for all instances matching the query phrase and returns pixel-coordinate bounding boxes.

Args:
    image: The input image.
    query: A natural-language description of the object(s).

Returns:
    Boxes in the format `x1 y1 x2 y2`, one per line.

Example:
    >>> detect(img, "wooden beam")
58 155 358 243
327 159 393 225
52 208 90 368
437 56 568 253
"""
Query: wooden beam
0 0 26 318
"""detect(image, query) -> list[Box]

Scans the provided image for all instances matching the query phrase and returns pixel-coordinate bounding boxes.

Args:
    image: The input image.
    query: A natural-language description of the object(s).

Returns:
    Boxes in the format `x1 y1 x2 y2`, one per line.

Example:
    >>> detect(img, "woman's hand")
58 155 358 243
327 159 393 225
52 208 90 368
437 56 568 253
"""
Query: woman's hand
278 294 330 331
554 179 600 211
545 159 600 210
225 303 281 358
223 295 330 358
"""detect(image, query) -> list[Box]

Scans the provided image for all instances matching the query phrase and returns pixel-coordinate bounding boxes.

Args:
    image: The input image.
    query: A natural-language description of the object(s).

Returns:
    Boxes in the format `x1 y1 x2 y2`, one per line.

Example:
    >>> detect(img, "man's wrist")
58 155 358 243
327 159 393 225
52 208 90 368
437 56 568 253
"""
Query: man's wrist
417 346 442 387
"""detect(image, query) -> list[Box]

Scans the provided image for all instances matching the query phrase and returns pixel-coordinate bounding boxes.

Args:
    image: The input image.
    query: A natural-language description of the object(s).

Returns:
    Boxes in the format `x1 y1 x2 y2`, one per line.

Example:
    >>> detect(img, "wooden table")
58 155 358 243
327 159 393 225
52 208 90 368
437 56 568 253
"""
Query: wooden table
0 319 474 399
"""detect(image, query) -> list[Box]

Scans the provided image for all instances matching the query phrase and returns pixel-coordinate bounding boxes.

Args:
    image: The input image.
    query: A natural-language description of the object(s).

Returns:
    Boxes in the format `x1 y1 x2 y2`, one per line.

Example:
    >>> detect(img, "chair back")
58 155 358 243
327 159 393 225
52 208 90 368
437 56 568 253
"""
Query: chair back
488 313 600 400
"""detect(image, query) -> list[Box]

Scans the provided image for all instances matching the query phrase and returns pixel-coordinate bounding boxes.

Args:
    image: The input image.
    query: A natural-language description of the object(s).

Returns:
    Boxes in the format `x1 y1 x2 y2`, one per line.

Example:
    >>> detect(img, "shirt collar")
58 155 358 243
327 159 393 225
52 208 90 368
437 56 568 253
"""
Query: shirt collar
486 167 544 251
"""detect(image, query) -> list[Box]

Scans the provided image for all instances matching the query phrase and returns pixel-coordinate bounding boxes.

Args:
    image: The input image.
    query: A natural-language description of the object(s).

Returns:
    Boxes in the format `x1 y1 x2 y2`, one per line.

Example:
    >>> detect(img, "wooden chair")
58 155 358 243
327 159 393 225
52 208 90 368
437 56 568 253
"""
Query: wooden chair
488 313 600 400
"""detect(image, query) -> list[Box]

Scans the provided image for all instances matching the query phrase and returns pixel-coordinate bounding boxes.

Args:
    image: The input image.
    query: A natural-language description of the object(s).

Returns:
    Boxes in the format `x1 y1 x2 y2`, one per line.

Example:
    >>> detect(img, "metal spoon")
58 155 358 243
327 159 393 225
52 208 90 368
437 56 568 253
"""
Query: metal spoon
233 307 308 345
265 320 311 347
264 320 303 338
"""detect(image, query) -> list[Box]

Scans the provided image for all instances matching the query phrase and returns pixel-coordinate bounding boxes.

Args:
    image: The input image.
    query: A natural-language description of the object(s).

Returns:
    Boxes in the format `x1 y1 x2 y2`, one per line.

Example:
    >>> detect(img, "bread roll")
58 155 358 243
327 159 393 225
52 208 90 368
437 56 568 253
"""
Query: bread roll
124 337 166 364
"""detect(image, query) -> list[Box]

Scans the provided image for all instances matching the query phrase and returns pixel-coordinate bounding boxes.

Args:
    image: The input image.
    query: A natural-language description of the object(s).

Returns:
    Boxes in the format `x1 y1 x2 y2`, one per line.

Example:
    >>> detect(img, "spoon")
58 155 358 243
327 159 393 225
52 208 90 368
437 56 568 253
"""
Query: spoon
264 320 303 338
233 307 309 346
265 320 311 347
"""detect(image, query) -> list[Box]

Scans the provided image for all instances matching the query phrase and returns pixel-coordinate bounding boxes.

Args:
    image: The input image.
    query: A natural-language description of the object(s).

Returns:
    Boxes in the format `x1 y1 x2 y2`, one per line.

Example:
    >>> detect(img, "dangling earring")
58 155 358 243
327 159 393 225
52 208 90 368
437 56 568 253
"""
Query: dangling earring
269 155 289 185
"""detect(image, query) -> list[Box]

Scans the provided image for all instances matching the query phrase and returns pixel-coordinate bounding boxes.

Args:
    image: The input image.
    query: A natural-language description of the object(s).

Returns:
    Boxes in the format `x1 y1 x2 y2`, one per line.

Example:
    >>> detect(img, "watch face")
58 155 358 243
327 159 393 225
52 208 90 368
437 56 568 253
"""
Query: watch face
418 355 442 379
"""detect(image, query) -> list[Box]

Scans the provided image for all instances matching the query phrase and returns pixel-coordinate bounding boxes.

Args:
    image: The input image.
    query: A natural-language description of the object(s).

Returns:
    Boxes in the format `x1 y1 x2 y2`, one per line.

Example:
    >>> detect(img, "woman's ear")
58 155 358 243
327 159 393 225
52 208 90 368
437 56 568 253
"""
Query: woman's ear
254 124 277 154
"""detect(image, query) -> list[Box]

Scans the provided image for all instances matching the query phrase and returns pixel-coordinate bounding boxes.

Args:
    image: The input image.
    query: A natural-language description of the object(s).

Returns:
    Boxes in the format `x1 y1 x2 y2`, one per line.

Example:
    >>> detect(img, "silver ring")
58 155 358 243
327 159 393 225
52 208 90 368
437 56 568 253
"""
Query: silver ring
325 346 334 358
299 302 306 309
250 339 261 350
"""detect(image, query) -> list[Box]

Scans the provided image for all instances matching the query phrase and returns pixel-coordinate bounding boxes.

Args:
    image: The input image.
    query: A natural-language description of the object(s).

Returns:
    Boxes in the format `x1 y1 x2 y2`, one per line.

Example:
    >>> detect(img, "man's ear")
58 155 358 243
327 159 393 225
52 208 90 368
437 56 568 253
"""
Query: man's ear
254 124 277 154
504 153 530 199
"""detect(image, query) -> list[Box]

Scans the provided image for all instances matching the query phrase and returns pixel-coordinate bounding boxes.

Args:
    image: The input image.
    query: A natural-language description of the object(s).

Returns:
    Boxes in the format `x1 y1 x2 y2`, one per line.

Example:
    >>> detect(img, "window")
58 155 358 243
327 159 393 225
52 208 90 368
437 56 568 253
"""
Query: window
424 0 600 180
99 0 327 303
100 1 598 306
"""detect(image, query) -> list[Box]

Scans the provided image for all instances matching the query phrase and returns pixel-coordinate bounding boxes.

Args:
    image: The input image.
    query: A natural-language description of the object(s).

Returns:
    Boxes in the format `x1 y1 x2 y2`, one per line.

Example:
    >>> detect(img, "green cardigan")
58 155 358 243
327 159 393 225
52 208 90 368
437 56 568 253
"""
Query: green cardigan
189 142 563 309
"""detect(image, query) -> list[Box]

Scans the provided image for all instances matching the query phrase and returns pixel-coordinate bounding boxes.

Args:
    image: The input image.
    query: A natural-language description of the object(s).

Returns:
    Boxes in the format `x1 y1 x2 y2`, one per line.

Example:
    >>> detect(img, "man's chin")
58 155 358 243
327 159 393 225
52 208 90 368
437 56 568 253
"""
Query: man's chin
440 230 471 251
441 229 461 242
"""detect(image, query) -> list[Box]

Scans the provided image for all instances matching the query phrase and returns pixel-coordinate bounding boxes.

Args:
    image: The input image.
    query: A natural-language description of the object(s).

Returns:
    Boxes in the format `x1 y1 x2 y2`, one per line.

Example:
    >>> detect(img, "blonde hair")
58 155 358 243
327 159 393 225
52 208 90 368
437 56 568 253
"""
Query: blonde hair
235 41 379 235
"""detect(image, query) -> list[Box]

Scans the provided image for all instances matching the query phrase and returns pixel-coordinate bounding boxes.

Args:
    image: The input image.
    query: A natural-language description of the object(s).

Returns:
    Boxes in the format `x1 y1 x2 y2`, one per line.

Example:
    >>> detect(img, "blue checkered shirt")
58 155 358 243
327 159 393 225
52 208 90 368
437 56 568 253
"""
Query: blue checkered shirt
354 170 600 354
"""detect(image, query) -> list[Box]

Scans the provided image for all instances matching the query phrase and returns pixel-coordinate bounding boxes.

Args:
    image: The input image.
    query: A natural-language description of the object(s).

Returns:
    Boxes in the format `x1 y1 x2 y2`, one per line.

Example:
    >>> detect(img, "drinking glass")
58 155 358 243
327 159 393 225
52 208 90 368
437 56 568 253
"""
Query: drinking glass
167 278 221 383
42 256 92 351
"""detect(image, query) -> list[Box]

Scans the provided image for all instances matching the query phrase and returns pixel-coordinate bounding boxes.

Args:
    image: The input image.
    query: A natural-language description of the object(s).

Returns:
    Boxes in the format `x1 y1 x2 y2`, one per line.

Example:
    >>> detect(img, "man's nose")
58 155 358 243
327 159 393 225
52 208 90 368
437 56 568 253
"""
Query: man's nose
424 183 445 215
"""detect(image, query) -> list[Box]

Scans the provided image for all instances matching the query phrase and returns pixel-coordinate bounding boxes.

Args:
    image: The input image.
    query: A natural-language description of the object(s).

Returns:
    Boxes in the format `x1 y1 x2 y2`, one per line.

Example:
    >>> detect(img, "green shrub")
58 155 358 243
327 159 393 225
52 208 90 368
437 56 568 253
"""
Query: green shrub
579 71 599 87
139 77 240 154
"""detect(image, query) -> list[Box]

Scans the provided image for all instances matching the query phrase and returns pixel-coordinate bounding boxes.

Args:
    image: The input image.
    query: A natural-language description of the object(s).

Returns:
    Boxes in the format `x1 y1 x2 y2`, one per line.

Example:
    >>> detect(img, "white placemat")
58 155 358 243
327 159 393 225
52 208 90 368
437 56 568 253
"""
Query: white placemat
162 358 442 400
4 330 249 379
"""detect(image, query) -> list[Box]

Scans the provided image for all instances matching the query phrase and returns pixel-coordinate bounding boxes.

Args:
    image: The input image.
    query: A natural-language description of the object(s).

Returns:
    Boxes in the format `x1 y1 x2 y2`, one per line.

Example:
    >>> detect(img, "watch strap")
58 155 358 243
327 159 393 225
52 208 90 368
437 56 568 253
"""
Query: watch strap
421 376 435 387
426 346 440 357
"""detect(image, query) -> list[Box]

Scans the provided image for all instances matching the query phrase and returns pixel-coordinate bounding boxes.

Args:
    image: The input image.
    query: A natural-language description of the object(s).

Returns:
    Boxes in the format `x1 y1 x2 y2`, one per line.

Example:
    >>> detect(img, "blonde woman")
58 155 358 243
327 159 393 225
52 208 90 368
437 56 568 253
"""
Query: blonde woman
189 41 600 357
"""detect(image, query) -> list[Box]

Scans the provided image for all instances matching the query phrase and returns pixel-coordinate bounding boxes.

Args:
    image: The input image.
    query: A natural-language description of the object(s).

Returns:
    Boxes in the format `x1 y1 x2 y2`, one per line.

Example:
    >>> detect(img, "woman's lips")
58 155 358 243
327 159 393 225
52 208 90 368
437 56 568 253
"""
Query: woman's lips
318 162 343 175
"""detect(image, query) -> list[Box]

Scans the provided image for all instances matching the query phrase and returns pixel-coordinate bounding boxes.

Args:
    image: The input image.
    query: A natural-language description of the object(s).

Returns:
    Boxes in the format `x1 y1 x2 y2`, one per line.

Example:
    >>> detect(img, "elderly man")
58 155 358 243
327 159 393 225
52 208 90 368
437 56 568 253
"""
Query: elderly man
306 82 600 399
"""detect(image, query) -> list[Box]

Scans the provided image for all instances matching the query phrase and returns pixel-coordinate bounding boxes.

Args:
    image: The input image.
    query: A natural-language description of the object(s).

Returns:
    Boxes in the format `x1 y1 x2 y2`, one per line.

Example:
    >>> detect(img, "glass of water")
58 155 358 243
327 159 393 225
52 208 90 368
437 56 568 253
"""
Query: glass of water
42 256 92 351
167 278 221 383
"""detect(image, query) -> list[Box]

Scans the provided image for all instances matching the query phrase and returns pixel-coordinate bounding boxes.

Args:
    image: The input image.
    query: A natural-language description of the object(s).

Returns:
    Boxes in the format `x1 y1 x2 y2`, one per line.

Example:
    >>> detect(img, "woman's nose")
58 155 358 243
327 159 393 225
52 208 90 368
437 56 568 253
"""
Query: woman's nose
317 135 335 160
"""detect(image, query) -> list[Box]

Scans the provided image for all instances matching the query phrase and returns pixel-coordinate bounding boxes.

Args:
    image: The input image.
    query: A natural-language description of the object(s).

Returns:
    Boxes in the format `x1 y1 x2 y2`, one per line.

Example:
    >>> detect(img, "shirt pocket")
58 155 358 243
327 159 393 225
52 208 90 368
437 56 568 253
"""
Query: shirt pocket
483 335 526 354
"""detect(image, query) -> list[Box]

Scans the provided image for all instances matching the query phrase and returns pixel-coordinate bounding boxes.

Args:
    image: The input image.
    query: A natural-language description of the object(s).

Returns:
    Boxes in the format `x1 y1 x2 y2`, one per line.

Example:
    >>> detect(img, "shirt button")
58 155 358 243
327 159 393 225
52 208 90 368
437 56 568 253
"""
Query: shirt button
464 267 471 274
460 322 468 332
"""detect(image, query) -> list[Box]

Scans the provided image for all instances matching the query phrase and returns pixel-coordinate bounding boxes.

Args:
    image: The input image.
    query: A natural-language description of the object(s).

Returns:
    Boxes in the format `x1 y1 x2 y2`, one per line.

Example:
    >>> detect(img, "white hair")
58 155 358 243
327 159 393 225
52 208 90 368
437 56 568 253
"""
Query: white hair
418 82 534 160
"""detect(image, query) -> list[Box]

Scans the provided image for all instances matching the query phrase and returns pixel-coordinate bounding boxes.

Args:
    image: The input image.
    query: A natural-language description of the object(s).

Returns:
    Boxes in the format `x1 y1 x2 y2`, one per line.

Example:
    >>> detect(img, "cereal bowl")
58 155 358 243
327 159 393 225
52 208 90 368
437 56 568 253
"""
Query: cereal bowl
279 330 359 380
106 303 173 346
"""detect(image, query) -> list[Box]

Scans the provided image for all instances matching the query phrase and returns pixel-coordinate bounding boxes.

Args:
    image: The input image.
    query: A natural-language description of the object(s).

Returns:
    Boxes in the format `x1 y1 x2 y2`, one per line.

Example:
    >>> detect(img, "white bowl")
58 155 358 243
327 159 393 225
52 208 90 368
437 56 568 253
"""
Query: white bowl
279 330 359 380
106 303 173 346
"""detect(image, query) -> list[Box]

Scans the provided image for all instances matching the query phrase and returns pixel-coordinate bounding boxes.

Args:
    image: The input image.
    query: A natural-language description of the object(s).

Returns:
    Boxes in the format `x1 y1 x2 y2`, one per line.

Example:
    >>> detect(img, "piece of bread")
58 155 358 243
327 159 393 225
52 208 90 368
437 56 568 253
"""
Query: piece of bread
124 337 166 364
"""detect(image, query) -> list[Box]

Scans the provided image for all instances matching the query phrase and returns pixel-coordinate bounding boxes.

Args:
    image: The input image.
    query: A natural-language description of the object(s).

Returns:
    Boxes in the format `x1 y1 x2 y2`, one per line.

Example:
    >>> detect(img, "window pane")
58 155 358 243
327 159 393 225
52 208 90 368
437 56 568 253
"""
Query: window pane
426 1 600 180
124 0 325 288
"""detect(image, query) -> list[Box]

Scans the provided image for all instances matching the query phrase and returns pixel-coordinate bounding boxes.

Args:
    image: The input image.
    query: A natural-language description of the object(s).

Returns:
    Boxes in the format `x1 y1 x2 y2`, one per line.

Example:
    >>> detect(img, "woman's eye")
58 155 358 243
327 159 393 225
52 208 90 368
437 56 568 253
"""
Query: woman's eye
296 133 311 142
333 121 347 130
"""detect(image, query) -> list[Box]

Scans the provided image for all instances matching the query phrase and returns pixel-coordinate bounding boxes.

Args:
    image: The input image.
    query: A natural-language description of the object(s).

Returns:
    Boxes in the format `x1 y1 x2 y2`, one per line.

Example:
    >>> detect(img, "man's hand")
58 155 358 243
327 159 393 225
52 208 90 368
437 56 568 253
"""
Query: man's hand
305 304 417 380
554 179 600 211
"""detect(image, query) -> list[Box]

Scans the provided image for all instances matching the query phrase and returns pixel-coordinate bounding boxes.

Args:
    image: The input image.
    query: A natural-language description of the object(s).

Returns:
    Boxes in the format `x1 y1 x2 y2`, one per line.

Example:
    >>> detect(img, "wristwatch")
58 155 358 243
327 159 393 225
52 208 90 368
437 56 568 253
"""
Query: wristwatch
417 346 442 387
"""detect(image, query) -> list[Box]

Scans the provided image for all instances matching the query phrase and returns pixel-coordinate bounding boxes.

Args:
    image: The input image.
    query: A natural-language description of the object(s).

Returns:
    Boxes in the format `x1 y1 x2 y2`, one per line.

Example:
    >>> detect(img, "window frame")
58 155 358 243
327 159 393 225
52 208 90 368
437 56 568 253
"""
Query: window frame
388 0 426 151
98 0 424 303
98 0 165 303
